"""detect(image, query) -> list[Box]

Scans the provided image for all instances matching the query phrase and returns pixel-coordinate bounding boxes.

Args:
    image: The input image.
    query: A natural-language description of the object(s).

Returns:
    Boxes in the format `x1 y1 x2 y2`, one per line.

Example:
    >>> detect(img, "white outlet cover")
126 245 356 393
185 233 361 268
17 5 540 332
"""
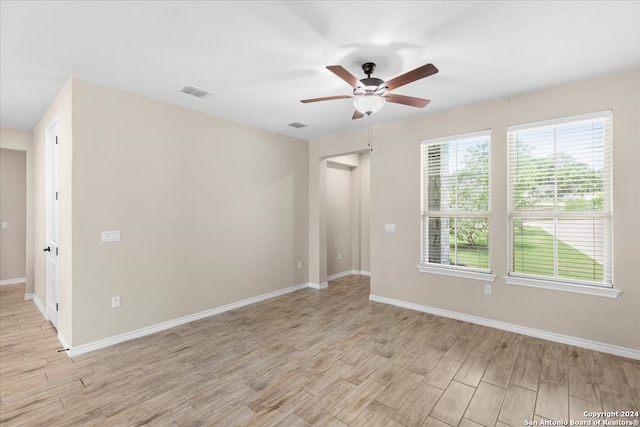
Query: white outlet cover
101 230 121 242
384 224 396 232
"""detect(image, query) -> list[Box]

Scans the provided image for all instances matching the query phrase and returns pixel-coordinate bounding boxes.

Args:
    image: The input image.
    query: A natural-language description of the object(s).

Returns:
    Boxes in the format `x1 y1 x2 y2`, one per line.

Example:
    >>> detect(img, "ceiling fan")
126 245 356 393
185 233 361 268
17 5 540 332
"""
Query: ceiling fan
301 62 438 119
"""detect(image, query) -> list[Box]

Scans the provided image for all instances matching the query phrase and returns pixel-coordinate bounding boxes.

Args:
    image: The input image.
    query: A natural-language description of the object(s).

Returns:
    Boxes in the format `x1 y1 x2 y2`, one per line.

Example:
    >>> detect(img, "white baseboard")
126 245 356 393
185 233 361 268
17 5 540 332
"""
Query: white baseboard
327 270 371 281
309 282 328 290
369 294 640 361
33 294 47 319
327 270 353 281
68 283 310 357
24 293 33 301
1 277 26 286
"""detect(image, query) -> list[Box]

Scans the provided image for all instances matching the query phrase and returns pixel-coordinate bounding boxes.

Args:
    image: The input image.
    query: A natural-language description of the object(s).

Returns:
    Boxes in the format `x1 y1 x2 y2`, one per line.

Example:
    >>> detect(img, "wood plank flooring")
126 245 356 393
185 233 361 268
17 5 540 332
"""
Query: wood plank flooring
1 276 639 426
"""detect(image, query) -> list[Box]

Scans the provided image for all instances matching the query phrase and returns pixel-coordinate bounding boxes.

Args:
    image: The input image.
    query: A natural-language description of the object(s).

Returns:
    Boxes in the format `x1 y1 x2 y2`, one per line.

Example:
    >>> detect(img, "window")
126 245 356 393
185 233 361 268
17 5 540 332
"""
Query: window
507 111 612 288
420 130 492 278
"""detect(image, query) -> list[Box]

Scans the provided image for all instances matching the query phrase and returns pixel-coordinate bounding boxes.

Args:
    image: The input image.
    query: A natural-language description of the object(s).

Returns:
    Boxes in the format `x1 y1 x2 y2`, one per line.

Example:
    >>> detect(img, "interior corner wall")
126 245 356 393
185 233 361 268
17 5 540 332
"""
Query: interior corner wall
68 78 309 346
315 69 640 351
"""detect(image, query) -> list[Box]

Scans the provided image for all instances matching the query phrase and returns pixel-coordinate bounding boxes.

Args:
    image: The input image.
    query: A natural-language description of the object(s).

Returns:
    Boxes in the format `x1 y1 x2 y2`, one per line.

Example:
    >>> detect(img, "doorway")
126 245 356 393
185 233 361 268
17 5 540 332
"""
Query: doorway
0 149 27 285
325 151 370 282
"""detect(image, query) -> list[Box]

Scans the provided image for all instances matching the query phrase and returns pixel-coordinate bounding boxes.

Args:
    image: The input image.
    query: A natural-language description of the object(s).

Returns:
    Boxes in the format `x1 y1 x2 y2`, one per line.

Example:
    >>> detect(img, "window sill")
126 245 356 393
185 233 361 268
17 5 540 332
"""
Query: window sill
505 275 620 298
418 265 496 282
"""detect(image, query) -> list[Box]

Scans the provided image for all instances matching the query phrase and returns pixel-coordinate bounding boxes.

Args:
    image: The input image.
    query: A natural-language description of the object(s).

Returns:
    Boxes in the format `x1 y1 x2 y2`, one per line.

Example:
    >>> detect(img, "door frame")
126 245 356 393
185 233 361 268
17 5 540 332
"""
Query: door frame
45 119 59 329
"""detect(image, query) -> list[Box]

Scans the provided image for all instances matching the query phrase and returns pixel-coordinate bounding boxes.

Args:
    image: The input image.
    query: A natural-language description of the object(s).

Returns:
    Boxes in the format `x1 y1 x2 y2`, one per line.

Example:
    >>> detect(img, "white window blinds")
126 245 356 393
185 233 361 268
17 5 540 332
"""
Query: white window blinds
421 130 491 272
507 111 612 286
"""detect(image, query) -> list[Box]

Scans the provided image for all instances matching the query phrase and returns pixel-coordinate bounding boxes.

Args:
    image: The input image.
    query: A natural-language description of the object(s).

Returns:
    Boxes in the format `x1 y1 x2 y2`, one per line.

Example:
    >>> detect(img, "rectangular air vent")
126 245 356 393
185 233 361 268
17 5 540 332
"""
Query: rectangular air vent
288 122 308 129
179 84 212 98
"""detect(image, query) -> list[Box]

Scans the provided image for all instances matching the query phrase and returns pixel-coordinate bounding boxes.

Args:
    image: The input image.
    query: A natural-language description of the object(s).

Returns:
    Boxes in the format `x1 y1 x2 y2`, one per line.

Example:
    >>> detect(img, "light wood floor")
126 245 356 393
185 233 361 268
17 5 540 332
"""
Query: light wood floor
1 276 639 426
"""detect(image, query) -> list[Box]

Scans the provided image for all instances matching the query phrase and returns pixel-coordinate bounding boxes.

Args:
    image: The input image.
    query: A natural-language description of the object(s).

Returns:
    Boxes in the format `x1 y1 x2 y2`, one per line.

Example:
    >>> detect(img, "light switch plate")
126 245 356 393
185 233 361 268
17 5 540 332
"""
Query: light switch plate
1 222 7 229
101 230 121 242
384 224 396 232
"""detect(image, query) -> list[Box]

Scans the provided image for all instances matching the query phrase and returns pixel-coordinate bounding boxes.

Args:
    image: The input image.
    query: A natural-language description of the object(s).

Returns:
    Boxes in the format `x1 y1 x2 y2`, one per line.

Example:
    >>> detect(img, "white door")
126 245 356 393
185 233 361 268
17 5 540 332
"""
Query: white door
45 121 60 329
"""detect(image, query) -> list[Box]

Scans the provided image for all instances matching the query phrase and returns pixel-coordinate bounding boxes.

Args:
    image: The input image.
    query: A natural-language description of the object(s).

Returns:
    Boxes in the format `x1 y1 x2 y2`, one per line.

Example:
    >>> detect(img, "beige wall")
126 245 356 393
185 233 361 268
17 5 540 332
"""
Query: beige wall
0 128 34 294
0 149 27 281
327 162 354 276
65 78 308 346
312 69 640 351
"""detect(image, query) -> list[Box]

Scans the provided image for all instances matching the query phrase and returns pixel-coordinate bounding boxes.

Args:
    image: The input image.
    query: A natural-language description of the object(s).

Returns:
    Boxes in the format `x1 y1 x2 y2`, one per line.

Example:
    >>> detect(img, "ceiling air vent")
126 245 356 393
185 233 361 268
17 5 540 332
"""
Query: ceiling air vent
288 122 308 129
179 84 212 98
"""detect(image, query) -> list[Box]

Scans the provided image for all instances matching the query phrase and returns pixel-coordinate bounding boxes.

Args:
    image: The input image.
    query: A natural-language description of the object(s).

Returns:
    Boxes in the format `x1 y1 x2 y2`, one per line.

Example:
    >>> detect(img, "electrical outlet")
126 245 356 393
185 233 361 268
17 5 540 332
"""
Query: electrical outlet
337 252 342 260
297 261 302 269
112 296 120 308
484 285 492 295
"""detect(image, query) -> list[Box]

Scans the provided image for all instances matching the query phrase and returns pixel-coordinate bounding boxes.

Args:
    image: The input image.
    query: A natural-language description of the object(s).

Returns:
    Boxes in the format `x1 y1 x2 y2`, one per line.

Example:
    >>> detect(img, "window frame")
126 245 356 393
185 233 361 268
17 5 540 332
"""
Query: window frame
505 111 618 297
419 129 495 281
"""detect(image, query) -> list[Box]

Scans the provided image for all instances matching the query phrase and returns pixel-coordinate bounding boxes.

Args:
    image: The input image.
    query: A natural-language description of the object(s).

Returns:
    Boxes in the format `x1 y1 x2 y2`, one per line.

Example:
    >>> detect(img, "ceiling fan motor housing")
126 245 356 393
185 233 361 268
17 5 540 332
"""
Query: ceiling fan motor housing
362 62 376 76
357 62 386 93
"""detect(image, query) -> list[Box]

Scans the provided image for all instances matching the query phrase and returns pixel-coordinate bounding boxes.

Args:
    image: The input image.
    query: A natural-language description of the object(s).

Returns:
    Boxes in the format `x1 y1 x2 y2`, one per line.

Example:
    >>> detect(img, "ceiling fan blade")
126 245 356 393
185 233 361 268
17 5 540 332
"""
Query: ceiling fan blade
327 65 361 88
384 93 431 108
300 95 353 103
352 110 365 120
385 63 438 92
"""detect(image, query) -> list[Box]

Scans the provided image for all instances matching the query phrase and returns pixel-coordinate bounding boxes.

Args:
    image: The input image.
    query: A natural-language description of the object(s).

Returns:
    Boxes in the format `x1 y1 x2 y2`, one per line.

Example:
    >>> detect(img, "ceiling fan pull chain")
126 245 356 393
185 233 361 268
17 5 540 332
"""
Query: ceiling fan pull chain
368 114 373 152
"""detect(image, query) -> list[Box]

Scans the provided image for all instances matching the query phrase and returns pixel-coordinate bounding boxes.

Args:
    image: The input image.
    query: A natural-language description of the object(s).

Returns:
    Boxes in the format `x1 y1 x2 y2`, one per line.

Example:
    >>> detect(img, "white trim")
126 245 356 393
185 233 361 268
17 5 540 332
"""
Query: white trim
309 282 328 290
327 270 371 281
507 109 612 132
327 270 364 282
369 294 639 360
24 293 33 301
421 129 492 146
505 275 620 298
33 294 47 319
67 283 309 357
327 270 354 281
418 265 496 282
0 277 27 286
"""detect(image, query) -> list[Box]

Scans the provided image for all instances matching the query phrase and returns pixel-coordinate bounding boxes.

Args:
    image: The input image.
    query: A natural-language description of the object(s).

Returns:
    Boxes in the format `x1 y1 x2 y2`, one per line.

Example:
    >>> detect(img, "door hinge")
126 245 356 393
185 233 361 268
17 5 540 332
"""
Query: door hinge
56 247 58 256
56 191 58 200
56 303 59 311
55 136 58 145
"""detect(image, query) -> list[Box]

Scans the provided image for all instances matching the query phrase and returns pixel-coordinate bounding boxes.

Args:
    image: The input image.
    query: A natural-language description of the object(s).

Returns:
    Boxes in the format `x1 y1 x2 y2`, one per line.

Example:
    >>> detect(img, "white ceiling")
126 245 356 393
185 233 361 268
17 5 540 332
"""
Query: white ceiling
2 1 640 141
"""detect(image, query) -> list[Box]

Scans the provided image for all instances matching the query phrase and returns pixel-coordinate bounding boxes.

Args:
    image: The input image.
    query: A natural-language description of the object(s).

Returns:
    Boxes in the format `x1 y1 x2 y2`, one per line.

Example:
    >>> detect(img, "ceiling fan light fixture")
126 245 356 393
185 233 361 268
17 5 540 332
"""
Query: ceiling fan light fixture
353 95 386 115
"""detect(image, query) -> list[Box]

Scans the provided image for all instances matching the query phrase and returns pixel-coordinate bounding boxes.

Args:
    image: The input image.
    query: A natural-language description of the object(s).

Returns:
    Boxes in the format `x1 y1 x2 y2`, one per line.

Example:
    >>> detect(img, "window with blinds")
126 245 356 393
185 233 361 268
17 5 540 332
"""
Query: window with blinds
421 130 491 273
507 111 612 287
